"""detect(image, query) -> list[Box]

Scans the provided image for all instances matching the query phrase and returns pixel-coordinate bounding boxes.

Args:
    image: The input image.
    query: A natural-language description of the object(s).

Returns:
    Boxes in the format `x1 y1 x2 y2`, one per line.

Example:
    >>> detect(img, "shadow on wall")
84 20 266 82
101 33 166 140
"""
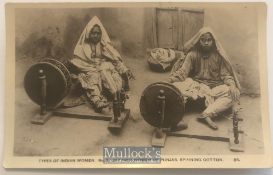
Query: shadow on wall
63 14 91 59
15 9 104 62
16 15 97 63
17 26 67 62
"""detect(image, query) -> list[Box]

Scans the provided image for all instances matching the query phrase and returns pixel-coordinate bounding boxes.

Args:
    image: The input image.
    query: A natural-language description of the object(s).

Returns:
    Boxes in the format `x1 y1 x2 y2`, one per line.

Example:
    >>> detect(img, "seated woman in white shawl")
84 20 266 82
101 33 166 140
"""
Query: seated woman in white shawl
70 16 133 112
168 27 240 131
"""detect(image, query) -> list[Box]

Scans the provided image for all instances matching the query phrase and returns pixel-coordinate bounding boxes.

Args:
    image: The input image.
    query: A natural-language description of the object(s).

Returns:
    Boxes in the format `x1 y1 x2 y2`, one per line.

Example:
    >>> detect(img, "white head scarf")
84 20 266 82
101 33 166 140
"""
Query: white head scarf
73 16 122 62
184 27 241 89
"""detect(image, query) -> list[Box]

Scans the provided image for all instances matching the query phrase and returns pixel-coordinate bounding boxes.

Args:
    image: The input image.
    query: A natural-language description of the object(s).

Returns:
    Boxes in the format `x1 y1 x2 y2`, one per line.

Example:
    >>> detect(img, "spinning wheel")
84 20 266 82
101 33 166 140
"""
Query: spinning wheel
24 58 130 134
140 82 244 151
139 81 185 147
140 81 185 128
24 58 71 109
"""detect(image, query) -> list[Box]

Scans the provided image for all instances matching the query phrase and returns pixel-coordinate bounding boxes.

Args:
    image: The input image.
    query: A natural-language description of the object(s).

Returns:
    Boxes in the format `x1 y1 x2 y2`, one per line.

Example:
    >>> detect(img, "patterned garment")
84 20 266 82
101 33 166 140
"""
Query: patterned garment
70 16 128 104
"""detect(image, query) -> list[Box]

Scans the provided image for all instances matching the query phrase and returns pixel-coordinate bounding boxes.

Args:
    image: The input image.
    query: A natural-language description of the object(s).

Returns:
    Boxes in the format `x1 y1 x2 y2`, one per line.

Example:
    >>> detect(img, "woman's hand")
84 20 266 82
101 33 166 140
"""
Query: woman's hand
166 77 180 83
124 70 135 80
229 85 240 102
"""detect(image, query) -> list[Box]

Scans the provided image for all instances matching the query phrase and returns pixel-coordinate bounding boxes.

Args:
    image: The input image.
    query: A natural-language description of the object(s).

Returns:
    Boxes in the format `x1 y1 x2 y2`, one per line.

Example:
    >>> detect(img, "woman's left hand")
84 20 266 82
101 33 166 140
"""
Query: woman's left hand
229 85 240 102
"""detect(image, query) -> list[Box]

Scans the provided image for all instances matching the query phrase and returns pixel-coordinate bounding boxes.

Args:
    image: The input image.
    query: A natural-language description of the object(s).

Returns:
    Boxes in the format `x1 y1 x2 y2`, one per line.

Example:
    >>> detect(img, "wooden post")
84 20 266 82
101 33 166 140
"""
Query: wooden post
31 69 52 125
119 89 128 111
122 74 130 91
112 92 120 123
229 104 244 152
232 108 239 144
39 69 47 115
152 89 167 147
108 90 130 133
156 90 165 138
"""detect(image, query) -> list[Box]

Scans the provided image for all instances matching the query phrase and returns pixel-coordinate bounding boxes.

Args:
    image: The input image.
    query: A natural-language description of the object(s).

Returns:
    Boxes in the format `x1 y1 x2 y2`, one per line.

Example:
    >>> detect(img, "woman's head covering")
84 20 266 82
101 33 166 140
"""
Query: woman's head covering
183 27 241 89
73 16 122 62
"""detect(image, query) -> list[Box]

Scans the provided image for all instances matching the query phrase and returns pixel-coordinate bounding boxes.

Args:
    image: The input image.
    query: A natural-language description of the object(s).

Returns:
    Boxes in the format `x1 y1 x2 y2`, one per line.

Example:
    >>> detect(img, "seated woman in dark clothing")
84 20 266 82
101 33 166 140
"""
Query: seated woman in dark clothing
168 27 240 131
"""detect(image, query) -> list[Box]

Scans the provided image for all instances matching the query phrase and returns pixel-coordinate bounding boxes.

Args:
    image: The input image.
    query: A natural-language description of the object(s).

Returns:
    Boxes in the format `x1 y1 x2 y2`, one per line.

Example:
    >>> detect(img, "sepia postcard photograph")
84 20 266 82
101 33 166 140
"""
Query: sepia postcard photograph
3 2 273 168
